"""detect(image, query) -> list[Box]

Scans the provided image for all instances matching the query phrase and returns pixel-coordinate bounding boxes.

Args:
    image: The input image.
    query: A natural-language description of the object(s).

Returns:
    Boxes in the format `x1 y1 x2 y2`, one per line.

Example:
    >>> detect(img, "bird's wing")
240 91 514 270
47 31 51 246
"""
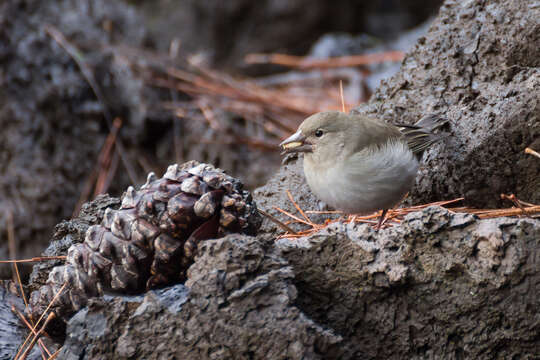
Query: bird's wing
394 114 448 155
349 116 403 154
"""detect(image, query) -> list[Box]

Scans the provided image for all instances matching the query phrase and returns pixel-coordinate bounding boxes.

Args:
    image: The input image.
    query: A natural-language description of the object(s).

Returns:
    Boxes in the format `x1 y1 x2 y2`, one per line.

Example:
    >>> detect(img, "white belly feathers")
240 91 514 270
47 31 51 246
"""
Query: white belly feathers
303 140 419 214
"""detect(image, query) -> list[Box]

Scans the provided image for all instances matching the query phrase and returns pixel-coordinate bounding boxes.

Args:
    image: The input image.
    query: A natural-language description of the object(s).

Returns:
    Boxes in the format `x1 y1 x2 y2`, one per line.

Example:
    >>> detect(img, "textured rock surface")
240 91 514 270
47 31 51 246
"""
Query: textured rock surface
59 235 341 360
0 0 147 277
0 285 43 359
353 0 540 208
35 204 540 359
277 206 540 359
8 0 540 358
28 162 261 328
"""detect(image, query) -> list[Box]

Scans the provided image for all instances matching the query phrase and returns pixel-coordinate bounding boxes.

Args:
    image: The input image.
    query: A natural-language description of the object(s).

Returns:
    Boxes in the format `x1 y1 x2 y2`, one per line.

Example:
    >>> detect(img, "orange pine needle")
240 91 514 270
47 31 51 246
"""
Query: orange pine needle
244 51 405 69
12 307 52 358
276 194 539 239
0 256 67 264
18 312 56 360
286 190 313 224
15 283 67 360
48 347 63 360
339 80 346 113
273 206 313 227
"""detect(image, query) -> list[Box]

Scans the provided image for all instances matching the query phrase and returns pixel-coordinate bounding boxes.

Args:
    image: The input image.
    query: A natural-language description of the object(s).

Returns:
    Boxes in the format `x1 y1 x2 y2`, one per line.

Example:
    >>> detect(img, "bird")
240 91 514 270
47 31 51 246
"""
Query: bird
279 111 447 229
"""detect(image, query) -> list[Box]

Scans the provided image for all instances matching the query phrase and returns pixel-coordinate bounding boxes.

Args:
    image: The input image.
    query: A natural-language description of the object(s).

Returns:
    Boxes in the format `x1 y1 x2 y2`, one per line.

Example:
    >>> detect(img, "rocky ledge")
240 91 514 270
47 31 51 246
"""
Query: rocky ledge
44 205 540 359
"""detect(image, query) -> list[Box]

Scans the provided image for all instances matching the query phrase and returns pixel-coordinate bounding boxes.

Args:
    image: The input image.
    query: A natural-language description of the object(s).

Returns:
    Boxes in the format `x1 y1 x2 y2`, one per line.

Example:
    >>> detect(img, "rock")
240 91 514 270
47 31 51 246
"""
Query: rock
0 0 147 278
44 203 540 359
0 284 51 359
10 1 540 359
353 0 540 208
59 235 342 360
277 206 540 358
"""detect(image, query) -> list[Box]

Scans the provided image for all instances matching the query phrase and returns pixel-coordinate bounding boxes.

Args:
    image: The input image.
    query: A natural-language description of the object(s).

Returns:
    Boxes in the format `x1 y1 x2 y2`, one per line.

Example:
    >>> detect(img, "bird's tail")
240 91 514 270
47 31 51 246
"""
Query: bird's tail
394 114 448 156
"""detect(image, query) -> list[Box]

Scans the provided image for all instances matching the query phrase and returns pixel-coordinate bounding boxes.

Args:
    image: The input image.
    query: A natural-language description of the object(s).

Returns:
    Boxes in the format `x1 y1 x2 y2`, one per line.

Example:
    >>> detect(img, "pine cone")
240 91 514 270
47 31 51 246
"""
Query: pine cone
29 161 261 323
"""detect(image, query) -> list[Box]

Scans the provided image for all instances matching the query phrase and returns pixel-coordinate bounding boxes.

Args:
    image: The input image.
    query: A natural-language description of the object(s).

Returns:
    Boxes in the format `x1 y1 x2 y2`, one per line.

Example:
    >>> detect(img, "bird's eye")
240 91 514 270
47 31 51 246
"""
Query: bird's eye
315 129 324 137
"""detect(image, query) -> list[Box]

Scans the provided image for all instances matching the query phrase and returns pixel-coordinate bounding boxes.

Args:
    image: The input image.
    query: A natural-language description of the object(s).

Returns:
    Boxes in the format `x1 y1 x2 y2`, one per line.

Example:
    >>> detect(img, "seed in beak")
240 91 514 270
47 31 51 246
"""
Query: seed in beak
282 141 303 149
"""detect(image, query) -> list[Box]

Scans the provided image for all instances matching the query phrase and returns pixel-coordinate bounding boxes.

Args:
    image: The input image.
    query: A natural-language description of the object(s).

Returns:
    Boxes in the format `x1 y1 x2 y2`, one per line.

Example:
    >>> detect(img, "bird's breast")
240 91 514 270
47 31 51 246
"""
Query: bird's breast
303 141 419 214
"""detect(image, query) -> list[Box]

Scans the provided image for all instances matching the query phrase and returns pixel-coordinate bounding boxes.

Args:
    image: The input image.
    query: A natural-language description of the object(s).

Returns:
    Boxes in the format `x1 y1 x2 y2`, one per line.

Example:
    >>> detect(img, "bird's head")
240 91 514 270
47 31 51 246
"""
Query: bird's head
280 111 351 157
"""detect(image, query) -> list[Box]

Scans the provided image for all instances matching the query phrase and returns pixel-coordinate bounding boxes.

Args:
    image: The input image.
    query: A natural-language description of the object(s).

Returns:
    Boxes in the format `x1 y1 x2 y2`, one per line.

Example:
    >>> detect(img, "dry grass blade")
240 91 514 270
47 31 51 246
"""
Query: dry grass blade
133 46 372 157
7 211 53 358
473 206 540 219
73 117 123 216
305 210 343 214
94 117 123 197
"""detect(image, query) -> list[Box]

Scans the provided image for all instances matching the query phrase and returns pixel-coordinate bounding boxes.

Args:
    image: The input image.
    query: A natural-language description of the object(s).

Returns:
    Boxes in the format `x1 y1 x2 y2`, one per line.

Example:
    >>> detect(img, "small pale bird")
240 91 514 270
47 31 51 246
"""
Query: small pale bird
280 111 447 228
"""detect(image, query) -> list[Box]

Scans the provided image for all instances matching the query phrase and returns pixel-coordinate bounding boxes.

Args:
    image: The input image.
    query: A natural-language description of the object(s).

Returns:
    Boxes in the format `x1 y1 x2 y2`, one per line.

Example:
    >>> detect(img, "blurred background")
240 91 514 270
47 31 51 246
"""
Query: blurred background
0 0 443 277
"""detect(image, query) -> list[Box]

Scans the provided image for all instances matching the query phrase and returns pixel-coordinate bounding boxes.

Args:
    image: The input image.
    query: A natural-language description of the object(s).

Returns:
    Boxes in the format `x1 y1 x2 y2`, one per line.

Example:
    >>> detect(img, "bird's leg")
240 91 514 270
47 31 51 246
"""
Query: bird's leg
376 209 388 230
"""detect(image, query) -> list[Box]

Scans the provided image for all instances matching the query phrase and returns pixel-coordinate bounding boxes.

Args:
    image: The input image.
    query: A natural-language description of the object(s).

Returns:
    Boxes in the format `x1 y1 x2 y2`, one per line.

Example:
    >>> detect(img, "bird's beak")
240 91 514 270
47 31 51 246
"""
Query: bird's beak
279 130 312 154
